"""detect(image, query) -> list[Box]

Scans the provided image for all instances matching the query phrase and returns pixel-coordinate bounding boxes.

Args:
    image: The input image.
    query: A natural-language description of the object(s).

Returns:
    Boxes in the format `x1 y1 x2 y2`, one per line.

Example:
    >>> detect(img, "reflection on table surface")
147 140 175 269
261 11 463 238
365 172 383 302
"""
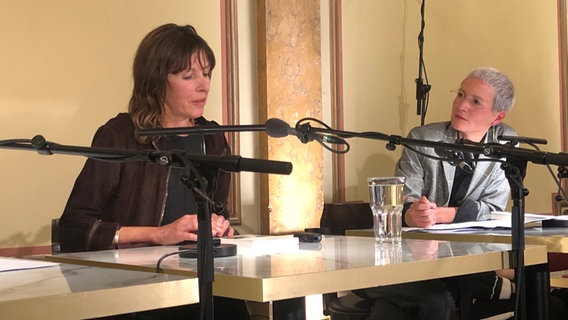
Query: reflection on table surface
346 227 568 289
347 227 568 253
0 262 198 319
46 235 547 302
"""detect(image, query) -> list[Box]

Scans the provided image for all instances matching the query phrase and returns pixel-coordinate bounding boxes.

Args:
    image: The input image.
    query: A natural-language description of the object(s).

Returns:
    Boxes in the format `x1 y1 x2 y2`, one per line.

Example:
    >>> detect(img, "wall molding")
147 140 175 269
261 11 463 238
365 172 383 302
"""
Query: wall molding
221 0 242 224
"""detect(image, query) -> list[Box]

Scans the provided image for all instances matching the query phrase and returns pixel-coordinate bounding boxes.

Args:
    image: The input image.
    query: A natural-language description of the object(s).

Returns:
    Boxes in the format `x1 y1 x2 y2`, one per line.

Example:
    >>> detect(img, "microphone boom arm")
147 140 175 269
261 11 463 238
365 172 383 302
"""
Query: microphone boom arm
307 122 568 167
0 135 293 175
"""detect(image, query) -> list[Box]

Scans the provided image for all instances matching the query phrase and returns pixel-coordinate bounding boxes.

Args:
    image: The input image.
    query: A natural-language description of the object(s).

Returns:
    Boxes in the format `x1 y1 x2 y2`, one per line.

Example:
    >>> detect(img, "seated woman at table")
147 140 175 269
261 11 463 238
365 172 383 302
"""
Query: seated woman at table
58 23 249 320
354 67 568 319
400 69 515 229
362 67 568 319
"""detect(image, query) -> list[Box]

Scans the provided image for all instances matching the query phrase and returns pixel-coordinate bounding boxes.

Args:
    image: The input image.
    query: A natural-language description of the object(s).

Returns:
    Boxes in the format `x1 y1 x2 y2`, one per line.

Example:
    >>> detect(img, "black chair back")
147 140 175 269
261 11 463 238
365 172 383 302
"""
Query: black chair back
319 202 373 235
51 218 61 254
315 202 374 320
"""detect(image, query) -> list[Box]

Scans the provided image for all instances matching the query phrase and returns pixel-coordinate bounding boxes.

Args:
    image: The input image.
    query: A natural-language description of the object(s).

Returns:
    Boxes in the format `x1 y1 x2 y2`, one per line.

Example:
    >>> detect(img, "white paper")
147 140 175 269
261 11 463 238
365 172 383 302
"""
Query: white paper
404 211 568 232
0 256 59 272
221 234 300 255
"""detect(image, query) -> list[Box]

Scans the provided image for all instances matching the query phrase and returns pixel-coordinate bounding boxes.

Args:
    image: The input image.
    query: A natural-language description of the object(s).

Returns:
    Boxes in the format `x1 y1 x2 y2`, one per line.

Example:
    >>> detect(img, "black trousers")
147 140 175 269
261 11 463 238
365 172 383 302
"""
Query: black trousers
354 279 456 320
353 273 568 320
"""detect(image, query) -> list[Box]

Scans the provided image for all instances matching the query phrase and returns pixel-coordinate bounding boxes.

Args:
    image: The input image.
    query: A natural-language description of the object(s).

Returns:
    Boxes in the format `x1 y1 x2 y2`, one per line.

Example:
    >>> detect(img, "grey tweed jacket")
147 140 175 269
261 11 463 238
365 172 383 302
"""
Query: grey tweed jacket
395 121 517 223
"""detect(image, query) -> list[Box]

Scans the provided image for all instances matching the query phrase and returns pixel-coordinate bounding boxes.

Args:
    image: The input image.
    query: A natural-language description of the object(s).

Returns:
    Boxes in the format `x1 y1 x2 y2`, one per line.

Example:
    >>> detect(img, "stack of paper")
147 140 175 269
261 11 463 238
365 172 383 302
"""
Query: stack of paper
221 234 300 255
403 211 568 232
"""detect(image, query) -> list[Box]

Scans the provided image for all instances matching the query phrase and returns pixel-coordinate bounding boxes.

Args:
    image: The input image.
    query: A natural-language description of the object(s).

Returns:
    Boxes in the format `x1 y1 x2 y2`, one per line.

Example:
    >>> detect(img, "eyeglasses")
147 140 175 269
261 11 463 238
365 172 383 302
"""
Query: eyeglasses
450 89 490 109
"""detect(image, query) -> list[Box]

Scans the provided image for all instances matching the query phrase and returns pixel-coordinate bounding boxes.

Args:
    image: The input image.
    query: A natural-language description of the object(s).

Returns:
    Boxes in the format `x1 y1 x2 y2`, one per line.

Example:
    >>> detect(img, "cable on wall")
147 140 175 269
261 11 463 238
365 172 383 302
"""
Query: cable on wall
415 0 431 125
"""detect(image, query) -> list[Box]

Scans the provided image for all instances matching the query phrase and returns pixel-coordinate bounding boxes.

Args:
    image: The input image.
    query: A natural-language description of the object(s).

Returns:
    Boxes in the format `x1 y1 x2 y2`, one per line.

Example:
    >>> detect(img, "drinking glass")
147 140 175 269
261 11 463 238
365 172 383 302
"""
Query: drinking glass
368 176 405 243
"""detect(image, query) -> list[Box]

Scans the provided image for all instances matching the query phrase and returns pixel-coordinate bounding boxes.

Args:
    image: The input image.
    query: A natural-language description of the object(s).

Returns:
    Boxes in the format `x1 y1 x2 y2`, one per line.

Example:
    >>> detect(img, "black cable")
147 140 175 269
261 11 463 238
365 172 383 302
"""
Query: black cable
314 136 350 154
525 142 568 202
295 117 350 154
0 138 34 145
416 0 431 125
155 249 195 273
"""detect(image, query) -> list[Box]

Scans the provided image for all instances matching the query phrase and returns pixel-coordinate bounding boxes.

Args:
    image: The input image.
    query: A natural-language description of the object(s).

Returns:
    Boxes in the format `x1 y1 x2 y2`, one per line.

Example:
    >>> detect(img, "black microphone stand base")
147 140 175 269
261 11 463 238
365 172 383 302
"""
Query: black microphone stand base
178 243 237 259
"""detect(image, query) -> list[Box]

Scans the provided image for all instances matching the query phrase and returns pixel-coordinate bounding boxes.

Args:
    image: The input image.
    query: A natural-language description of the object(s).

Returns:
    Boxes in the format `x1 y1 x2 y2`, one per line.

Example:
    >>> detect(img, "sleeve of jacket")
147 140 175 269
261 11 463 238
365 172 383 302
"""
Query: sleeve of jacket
395 141 425 205
395 125 442 206
395 129 431 228
58 123 123 252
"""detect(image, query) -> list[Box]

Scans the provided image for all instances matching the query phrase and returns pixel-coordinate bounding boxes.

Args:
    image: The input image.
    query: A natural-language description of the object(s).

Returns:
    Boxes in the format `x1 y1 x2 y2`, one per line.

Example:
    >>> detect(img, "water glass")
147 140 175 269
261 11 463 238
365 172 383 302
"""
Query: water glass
368 176 405 243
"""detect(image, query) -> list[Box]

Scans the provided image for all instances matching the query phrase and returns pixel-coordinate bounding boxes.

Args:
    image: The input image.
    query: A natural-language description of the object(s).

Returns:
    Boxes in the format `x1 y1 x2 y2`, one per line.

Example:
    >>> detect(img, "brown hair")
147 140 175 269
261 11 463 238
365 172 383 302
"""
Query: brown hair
128 23 216 143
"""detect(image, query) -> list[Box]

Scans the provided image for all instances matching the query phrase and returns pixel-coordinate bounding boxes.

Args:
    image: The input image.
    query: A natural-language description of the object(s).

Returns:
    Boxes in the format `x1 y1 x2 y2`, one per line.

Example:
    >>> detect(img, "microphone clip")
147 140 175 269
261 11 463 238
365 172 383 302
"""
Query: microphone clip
435 147 476 174
558 166 568 179
295 122 315 144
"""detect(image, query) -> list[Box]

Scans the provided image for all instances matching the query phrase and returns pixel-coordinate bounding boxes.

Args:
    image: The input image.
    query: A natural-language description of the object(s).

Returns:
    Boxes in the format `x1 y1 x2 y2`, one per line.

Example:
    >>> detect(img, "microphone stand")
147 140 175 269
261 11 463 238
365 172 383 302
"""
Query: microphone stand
0 135 292 320
500 156 528 319
296 122 560 320
415 0 431 125
178 160 216 320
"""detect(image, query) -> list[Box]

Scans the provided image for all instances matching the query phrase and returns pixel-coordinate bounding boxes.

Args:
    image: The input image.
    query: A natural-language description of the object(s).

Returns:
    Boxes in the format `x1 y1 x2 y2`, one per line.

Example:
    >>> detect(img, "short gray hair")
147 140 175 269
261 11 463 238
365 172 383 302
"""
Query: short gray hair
466 67 515 112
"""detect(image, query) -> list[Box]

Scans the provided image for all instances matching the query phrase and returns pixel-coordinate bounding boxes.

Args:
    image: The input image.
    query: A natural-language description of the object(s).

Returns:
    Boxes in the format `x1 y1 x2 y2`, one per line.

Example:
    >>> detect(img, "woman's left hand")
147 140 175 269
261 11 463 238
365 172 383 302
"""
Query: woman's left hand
210 213 235 237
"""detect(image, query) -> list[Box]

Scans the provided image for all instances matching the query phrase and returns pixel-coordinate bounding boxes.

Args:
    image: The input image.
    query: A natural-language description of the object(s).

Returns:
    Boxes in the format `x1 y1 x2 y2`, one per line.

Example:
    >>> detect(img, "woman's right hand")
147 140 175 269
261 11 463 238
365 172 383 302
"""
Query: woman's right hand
120 214 235 246
153 213 235 245
405 196 437 228
153 214 200 245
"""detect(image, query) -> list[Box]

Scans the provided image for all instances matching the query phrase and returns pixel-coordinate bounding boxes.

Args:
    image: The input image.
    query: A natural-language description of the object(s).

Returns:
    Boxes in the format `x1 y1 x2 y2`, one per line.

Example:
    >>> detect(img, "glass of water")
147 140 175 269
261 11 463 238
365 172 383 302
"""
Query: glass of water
368 177 405 243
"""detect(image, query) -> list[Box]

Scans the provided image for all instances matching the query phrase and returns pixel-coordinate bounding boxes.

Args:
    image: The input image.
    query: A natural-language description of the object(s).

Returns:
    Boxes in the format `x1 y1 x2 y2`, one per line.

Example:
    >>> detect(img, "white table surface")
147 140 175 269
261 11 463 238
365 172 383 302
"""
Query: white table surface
45 235 548 302
0 261 198 319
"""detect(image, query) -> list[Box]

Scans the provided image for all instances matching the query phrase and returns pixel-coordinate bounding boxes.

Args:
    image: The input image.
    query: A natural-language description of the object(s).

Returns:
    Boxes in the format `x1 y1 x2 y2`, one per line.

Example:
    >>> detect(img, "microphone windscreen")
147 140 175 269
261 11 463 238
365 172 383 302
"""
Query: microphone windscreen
238 158 293 175
265 118 291 138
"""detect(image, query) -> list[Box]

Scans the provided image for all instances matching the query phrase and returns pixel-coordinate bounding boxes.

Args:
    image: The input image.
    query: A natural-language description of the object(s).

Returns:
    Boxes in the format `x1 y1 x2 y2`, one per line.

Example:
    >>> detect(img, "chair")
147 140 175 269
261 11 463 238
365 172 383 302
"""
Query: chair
51 218 61 254
307 202 374 320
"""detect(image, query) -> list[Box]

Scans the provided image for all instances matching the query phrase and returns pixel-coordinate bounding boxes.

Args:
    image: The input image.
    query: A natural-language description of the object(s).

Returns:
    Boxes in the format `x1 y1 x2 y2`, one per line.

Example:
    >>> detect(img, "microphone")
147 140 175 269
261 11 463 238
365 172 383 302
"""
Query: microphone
169 153 293 175
265 118 294 138
498 135 547 146
265 118 347 145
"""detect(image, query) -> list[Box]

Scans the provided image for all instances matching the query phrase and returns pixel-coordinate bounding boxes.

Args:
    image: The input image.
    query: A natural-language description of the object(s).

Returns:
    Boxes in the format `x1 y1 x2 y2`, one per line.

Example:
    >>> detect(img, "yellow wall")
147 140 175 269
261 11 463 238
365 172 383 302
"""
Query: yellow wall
341 0 561 215
0 1 222 250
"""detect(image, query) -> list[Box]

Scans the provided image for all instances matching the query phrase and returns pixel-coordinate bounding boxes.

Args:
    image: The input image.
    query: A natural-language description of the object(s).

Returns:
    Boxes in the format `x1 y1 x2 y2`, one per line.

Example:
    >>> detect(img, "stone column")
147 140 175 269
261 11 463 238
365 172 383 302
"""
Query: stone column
257 0 323 234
